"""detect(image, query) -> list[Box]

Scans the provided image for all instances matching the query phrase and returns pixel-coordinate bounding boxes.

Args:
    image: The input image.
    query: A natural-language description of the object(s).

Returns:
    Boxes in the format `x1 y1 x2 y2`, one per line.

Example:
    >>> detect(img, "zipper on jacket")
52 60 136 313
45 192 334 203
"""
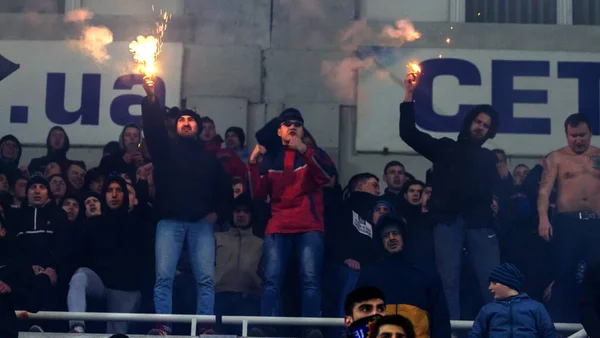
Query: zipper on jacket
508 299 513 338
34 208 37 230
235 229 242 292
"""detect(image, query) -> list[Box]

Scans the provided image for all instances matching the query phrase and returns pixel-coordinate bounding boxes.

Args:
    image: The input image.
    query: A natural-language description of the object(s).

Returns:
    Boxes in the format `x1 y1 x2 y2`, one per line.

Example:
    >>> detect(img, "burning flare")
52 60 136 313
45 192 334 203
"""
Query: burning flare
129 9 171 77
409 63 421 74
129 36 159 77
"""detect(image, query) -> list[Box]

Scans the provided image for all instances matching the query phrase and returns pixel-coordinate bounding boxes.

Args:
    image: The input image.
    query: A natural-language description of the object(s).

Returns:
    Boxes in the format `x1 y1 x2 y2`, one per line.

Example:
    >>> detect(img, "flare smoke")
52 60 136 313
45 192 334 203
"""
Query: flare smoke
324 19 421 101
65 8 114 63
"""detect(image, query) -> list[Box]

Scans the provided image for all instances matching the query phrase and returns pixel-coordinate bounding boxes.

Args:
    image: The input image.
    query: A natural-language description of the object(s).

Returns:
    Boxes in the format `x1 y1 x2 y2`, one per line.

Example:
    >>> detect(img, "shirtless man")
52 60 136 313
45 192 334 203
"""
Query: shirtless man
537 113 600 322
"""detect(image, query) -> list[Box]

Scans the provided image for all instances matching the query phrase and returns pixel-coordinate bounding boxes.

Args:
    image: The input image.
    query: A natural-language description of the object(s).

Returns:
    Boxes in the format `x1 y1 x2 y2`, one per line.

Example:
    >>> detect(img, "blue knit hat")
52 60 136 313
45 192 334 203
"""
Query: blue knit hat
489 263 524 292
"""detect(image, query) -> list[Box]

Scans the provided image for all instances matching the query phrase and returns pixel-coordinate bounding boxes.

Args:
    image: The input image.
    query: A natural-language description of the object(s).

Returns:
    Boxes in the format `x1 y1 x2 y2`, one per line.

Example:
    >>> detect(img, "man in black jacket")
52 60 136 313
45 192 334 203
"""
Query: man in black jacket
142 78 232 335
399 72 503 320
323 173 379 321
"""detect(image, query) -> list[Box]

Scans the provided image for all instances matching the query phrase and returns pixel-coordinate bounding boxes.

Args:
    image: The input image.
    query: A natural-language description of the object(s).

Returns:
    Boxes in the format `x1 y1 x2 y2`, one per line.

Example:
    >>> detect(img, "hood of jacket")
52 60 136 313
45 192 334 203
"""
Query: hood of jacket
46 126 70 156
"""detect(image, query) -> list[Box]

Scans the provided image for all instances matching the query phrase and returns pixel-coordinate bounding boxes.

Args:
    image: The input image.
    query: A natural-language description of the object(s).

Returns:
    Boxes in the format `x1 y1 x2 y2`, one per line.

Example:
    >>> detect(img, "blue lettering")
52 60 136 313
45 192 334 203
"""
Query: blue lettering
491 60 551 134
557 62 600 135
45 73 101 125
110 74 166 126
413 58 481 132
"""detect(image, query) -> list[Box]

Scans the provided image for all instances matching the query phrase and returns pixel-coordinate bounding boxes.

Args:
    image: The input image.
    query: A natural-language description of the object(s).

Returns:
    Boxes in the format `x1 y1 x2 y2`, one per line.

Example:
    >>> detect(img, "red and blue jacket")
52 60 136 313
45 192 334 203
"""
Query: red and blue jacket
248 146 336 235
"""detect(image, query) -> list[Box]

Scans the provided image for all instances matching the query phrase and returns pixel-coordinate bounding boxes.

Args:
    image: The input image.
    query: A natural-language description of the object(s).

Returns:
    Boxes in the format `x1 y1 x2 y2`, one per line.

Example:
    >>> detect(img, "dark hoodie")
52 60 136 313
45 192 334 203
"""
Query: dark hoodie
28 126 71 176
358 214 451 338
98 124 143 178
399 102 504 228
141 97 232 223
0 135 21 177
79 176 144 291
326 191 378 265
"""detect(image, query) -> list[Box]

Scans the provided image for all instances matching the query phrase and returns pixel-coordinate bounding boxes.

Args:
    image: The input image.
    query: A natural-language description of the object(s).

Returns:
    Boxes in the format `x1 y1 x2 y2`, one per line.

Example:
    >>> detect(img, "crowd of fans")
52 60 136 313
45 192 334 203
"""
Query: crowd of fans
0 74 598 338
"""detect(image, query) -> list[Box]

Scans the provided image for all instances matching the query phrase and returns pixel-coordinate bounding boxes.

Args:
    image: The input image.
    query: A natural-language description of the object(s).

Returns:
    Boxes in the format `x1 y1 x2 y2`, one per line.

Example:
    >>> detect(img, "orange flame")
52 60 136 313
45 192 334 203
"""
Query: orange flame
409 63 421 74
129 36 159 77
129 9 172 77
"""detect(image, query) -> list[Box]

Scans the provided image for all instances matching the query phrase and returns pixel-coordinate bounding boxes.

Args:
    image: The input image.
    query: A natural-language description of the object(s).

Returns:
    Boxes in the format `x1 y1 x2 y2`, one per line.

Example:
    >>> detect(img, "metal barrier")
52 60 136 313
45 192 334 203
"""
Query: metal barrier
16 311 585 337
568 329 588 338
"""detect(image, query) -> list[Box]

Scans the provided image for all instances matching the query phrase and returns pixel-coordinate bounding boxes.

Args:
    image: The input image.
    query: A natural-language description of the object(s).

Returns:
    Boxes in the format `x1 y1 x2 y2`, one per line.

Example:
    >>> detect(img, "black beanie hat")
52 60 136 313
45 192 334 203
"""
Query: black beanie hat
489 263 524 292
225 126 246 147
26 174 51 196
278 108 304 124
173 108 201 125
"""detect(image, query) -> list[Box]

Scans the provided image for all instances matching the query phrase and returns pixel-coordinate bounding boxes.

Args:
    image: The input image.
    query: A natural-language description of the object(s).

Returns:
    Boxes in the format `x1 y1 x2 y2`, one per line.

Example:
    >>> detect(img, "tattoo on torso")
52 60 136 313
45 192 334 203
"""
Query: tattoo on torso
591 155 600 171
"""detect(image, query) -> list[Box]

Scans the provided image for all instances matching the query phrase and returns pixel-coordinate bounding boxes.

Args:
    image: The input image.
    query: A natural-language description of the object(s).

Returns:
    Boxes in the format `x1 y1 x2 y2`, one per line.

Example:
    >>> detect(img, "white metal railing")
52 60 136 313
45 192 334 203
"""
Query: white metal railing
568 329 588 338
16 311 585 337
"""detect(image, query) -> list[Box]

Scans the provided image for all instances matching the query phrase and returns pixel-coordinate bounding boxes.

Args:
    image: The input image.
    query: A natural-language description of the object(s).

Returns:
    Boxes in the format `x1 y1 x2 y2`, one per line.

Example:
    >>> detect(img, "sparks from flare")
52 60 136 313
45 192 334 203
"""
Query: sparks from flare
129 8 172 77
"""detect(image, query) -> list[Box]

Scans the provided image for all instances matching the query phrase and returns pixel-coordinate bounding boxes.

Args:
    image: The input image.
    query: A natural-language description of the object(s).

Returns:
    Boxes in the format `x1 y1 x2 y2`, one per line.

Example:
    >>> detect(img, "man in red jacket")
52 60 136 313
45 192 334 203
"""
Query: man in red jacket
199 117 246 180
248 108 335 337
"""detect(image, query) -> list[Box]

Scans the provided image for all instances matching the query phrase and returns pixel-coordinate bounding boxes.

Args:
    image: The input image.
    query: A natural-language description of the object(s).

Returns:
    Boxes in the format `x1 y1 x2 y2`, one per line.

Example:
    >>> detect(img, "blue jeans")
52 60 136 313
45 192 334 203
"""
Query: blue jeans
434 217 500 319
261 231 324 317
154 218 215 316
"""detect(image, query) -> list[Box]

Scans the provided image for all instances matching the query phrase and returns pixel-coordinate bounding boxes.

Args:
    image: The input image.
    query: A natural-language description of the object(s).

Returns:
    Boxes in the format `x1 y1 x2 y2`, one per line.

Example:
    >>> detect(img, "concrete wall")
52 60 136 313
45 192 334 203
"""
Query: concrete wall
3 0 598 185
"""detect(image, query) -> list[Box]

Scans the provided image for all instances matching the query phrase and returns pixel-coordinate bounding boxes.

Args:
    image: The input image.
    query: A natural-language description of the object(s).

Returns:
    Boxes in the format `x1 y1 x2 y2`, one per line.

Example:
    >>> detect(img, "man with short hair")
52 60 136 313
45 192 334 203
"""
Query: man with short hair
200 117 246 180
371 315 417 338
345 173 380 198
538 113 600 322
0 135 21 178
324 173 379 320
403 180 425 207
382 161 408 210
66 161 86 196
344 286 386 326
399 71 504 320
8 175 27 209
512 164 530 187
142 79 232 335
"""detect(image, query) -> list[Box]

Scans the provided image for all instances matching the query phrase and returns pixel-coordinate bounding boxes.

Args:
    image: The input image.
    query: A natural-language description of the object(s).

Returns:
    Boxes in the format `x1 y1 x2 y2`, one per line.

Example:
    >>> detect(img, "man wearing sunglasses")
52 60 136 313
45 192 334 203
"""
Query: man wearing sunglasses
248 108 336 338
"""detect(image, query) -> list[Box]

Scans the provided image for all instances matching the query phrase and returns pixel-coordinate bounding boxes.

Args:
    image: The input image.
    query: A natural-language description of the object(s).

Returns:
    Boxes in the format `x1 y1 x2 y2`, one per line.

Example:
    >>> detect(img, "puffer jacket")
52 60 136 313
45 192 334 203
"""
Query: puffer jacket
468 293 556 338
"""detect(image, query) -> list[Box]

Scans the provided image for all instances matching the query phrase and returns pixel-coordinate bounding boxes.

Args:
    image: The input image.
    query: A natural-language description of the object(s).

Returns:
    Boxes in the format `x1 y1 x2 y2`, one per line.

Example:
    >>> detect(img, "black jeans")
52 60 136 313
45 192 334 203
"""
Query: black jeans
551 213 600 323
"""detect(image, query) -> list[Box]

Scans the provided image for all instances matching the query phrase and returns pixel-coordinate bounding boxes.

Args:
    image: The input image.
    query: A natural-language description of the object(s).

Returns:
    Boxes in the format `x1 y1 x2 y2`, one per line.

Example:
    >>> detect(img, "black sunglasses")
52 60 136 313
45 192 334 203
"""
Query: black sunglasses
281 121 303 128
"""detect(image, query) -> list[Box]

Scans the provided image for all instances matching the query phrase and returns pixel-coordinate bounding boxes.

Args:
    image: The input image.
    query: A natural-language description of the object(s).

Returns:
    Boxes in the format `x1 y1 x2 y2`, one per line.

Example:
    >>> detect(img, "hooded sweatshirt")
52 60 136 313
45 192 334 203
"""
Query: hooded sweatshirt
0 135 21 177
357 214 451 338
399 102 504 228
98 123 143 178
28 126 71 176
79 176 144 291
141 97 232 222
